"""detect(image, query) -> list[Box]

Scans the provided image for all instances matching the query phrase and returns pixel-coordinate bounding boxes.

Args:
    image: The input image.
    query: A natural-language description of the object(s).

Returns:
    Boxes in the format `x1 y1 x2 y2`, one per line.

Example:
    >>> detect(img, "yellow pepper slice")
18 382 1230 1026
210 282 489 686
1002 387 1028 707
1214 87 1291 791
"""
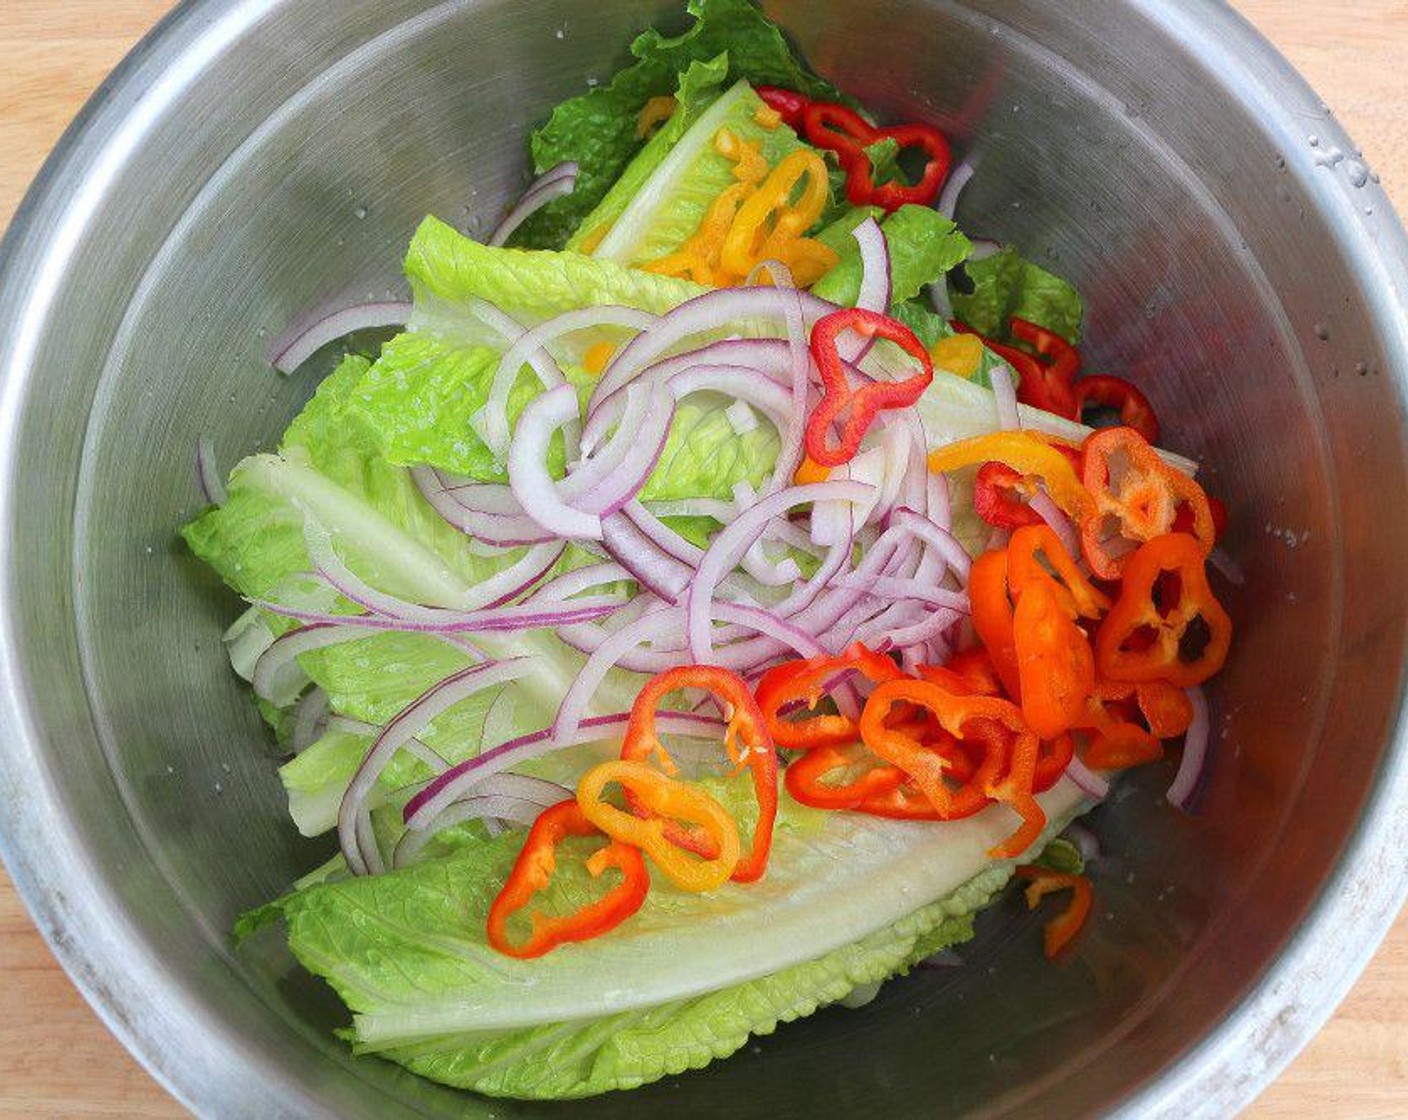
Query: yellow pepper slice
636 95 677 139
931 334 985 380
577 760 741 893
720 149 830 278
928 431 1095 521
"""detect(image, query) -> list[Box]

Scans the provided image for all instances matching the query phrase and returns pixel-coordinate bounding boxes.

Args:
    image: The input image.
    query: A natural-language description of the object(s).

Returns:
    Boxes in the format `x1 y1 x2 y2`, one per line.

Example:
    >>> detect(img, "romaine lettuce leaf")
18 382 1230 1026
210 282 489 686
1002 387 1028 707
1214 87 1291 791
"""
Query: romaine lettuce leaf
811 204 971 308
260 784 1082 1097
579 77 807 266
513 0 850 249
949 245 1083 344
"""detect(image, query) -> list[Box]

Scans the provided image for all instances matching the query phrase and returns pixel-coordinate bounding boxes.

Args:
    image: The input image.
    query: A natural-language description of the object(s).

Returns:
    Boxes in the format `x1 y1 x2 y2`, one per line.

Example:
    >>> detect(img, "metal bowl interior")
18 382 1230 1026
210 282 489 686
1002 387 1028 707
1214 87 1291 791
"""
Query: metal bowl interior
1 1 1407 1116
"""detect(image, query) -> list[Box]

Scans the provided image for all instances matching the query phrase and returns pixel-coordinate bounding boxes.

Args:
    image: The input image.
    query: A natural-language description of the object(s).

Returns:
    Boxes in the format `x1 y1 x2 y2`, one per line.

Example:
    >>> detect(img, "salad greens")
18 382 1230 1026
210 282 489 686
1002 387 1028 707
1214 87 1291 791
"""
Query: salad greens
190 0 1102 1102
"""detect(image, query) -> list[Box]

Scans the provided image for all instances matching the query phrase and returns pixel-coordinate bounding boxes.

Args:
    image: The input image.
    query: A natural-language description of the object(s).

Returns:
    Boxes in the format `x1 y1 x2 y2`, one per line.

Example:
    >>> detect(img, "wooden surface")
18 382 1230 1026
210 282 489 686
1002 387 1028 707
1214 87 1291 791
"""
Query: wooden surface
1 1 1406 1115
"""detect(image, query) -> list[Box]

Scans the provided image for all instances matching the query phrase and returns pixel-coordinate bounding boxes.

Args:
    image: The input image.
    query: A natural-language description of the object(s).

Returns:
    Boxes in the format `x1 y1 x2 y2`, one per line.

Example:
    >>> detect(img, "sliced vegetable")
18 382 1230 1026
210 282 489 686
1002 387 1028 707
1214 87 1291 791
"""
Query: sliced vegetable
620 665 778 882
1095 533 1233 688
1014 866 1093 958
486 800 650 958
1073 374 1160 444
799 101 951 211
577 759 741 892
754 642 903 750
1081 426 1215 580
928 431 1094 522
805 308 934 467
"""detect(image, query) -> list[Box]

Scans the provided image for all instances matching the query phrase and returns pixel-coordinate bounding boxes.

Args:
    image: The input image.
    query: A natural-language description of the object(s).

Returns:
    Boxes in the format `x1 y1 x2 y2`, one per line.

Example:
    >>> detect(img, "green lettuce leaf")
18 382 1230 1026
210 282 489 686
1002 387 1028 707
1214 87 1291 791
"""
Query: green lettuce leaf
513 0 849 249
576 77 807 266
949 246 1083 344
812 204 971 308
255 784 1083 1097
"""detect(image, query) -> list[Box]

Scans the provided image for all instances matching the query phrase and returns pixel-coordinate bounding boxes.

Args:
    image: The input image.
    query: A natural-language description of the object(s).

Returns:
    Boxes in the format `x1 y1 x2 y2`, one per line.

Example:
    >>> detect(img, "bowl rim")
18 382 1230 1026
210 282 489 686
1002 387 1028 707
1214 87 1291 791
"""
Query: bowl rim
1 0 1407 1115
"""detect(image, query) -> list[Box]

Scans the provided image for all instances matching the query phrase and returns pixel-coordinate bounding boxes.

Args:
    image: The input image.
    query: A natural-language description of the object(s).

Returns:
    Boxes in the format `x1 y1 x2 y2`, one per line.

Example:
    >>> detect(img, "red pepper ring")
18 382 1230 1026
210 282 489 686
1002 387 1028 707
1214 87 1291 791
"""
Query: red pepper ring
859 680 1046 858
800 101 952 211
951 321 1079 420
620 665 778 883
754 642 904 750
804 308 934 467
1073 375 1160 445
486 800 650 959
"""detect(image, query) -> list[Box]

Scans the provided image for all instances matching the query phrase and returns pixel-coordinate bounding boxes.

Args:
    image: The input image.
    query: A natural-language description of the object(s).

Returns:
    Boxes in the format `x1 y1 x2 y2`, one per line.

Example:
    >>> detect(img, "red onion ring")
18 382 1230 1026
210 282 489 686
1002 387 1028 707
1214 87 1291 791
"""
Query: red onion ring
937 158 977 220
252 623 369 706
339 659 534 875
195 435 226 506
508 384 603 539
487 161 579 248
1167 686 1211 811
271 301 411 375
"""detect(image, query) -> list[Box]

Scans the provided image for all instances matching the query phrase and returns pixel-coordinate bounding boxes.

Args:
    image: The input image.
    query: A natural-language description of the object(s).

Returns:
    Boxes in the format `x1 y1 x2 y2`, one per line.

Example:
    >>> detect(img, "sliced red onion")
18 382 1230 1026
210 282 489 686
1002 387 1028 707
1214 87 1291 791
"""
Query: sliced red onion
324 714 448 772
927 281 954 321
303 514 562 617
990 362 1020 431
339 659 534 875
1209 546 1246 586
968 238 1003 262
687 482 875 663
465 299 578 458
835 574 970 611
851 216 892 316
1065 757 1111 800
271 301 411 375
1061 822 1102 863
532 562 631 603
289 687 330 756
255 593 621 634
624 500 706 566
567 384 675 517
252 623 368 706
744 258 798 289
882 606 966 651
1029 489 1082 559
508 384 602 539
195 435 226 506
600 512 693 602
553 607 681 739
411 467 556 548
891 507 972 582
1167 686 1211 811
393 796 549 867
487 161 579 248
711 602 827 660
593 286 831 404
937 158 976 220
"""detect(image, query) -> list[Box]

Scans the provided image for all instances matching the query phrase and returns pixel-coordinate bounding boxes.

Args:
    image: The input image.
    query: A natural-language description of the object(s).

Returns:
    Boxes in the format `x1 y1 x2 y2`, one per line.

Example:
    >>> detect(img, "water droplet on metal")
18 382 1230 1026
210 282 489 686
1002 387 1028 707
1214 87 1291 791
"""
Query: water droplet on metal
1344 160 1369 188
354 205 368 220
1355 360 1370 376
1307 134 1320 147
1313 322 1330 341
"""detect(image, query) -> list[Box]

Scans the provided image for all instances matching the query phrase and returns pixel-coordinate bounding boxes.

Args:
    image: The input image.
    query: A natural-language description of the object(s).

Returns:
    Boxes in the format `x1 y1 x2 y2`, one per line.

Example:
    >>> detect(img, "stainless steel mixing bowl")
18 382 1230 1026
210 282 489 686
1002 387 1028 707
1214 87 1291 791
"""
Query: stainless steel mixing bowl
2 0 1406 1115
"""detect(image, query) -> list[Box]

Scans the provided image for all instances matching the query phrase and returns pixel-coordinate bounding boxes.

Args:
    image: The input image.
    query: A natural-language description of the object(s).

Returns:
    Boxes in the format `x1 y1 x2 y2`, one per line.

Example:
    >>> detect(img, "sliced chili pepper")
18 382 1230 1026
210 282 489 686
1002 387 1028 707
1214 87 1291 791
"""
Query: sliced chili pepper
1135 680 1194 738
1015 866 1093 958
969 549 1022 700
929 431 1095 523
1010 318 1081 384
620 665 778 883
952 320 1079 420
805 308 934 467
1012 577 1096 740
1080 426 1216 580
1073 374 1160 445
577 760 741 893
1174 494 1228 541
720 148 835 282
860 680 1045 858
1034 732 1075 793
800 102 951 211
755 85 812 130
1007 524 1111 621
784 740 907 812
943 648 1006 697
486 800 649 959
1077 681 1163 770
1095 533 1233 687
972 444 1084 532
754 642 902 751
